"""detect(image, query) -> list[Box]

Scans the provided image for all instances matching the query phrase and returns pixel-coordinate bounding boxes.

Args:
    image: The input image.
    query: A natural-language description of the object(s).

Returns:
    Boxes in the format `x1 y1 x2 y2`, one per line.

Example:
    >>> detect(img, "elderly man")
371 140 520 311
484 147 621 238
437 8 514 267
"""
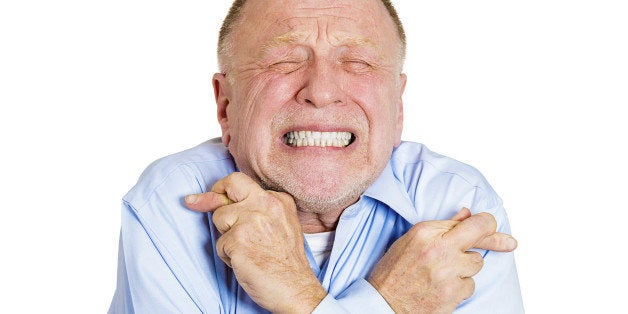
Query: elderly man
110 0 523 313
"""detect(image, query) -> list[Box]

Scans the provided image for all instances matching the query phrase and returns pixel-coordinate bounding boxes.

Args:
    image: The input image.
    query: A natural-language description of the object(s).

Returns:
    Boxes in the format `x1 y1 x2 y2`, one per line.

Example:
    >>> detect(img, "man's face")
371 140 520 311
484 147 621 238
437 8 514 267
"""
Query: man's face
214 0 406 214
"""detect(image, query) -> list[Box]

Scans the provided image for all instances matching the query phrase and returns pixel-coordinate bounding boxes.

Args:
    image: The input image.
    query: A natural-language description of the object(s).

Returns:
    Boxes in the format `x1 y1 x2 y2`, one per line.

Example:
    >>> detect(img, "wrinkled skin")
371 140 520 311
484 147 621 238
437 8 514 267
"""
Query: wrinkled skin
186 0 518 312
186 174 517 313
213 0 405 229
188 173 326 313
368 208 516 313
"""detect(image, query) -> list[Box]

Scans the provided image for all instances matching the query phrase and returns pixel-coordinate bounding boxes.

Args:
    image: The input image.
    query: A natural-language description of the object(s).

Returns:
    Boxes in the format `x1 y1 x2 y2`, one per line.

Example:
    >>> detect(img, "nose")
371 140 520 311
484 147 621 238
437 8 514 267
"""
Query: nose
296 60 343 108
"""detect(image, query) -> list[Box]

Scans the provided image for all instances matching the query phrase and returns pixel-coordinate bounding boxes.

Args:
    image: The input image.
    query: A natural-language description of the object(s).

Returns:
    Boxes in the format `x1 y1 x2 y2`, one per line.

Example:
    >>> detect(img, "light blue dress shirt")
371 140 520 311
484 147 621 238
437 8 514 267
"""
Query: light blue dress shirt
109 139 523 313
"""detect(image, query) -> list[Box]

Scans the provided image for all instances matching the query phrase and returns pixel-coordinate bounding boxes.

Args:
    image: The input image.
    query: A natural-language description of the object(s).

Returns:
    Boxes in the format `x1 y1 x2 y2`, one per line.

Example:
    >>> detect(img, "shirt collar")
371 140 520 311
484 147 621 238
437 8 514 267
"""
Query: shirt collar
363 161 421 224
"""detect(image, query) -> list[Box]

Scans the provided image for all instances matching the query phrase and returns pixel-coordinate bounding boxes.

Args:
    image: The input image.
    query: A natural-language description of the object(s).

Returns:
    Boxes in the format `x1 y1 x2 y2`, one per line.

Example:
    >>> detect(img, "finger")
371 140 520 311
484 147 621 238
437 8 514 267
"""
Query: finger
211 204 240 234
215 235 233 268
450 207 472 221
211 172 263 203
444 212 497 251
459 251 484 278
409 219 460 239
460 277 476 301
185 191 233 212
474 232 518 252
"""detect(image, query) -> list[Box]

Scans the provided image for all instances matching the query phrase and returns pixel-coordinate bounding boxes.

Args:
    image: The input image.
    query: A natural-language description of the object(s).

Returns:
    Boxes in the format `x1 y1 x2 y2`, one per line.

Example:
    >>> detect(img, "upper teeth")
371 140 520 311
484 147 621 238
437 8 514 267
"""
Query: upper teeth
284 131 353 147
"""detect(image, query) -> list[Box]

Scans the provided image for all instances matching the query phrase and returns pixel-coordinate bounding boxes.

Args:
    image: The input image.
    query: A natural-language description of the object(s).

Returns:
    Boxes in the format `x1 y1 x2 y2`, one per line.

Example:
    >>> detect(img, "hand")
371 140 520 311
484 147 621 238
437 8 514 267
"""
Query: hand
185 172 326 313
368 208 517 313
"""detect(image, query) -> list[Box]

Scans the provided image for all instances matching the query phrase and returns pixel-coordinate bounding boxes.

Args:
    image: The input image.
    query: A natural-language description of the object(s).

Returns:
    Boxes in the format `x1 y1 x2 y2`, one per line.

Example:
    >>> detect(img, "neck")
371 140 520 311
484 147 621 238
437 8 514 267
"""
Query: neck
298 207 345 233
293 194 361 233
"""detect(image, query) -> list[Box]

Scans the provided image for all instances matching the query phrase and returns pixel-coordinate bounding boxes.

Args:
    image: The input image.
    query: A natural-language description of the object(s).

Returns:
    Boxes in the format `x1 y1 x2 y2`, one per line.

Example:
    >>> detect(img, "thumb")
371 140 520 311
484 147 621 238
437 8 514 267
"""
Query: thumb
185 191 234 212
474 232 518 252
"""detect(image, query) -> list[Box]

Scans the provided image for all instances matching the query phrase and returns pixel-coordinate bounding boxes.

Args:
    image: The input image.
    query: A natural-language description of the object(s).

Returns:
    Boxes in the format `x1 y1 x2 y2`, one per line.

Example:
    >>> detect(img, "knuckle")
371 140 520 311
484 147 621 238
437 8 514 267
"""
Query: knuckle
478 212 497 231
230 171 247 181
408 223 431 240
211 208 231 224
211 214 226 232
464 213 498 239
221 173 257 201
469 251 484 265
271 191 297 207
215 236 229 257
407 226 450 261
211 206 225 219
417 243 449 268
263 191 296 214
468 251 484 274
222 173 238 187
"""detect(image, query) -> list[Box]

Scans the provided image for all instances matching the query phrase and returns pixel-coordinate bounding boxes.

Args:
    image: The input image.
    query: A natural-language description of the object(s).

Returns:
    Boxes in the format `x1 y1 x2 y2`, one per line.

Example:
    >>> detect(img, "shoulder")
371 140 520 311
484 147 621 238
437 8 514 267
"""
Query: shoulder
116 140 229 311
391 141 489 188
124 138 236 211
389 141 502 220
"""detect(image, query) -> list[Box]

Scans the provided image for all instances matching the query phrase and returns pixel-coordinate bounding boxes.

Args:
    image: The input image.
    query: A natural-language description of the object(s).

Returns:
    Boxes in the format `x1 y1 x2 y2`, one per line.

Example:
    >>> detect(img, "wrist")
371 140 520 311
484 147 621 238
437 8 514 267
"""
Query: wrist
274 280 327 314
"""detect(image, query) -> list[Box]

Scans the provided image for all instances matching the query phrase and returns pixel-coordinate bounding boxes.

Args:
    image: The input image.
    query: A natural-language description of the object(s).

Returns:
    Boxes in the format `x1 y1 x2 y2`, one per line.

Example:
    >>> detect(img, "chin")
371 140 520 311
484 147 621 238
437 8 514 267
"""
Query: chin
264 173 373 214
291 189 363 215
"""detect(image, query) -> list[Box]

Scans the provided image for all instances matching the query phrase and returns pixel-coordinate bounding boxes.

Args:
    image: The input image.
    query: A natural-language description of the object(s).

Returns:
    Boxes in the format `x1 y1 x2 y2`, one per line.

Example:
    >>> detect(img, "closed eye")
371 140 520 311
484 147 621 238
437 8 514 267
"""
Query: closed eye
269 60 306 74
342 60 372 73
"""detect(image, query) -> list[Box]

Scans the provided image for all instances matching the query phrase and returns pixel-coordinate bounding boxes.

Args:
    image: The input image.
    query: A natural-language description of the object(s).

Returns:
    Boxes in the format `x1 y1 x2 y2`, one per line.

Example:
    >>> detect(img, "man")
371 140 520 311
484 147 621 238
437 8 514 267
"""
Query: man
110 0 523 313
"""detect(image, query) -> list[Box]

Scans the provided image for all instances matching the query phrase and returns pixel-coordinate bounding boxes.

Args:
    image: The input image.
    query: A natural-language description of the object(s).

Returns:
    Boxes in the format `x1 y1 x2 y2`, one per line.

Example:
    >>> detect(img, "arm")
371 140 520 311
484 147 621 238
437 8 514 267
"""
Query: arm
186 174 518 313
109 202 209 313
110 162 226 313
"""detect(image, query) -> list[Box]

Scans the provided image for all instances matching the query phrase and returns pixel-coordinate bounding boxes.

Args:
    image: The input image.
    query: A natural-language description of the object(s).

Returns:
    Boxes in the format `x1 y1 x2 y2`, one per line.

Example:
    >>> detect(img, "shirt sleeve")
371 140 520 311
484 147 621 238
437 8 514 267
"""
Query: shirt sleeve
108 143 240 313
108 203 205 313
313 279 394 314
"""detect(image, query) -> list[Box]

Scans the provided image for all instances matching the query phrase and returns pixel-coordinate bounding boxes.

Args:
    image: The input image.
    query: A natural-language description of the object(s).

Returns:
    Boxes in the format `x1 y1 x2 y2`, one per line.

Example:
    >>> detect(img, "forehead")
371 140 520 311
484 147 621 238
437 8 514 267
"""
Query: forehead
233 0 399 51
259 30 378 55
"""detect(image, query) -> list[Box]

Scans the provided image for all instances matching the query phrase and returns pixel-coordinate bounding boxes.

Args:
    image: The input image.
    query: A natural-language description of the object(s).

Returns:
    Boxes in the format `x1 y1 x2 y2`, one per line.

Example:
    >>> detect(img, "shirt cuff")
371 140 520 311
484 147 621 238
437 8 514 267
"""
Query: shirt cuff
312 295 349 314
312 279 394 313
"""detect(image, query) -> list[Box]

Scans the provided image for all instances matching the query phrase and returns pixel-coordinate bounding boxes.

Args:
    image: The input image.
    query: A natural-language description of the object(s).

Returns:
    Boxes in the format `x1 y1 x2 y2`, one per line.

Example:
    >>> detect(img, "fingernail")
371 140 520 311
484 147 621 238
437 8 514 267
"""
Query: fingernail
507 236 518 250
186 194 199 204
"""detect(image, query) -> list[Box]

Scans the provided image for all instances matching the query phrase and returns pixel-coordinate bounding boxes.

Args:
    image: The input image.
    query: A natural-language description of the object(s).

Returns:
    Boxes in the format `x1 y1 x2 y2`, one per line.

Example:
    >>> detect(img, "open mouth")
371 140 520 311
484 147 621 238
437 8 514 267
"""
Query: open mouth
283 131 355 148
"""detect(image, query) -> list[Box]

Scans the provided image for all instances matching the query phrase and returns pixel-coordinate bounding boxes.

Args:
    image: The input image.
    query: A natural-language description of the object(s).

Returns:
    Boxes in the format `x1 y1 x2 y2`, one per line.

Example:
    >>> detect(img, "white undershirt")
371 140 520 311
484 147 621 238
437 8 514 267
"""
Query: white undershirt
303 231 335 268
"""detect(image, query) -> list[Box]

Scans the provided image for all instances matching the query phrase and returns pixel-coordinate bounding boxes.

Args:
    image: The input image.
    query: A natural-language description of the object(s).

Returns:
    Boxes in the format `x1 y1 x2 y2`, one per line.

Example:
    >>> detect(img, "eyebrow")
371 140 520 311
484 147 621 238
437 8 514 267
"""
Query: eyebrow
259 33 305 56
331 35 377 49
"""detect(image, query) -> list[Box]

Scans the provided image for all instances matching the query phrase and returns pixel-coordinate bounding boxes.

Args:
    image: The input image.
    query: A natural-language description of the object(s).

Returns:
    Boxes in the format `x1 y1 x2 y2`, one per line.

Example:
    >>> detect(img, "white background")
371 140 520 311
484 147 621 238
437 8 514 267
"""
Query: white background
1 0 626 312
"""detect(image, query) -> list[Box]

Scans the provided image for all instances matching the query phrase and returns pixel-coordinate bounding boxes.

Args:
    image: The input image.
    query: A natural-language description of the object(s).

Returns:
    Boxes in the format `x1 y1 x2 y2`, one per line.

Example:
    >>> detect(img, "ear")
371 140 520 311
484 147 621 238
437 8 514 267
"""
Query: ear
394 73 407 147
213 73 232 147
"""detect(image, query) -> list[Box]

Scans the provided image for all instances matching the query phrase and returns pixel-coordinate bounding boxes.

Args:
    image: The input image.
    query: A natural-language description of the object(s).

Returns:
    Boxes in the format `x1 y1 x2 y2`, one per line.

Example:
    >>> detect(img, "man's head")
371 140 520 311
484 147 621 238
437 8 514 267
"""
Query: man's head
217 0 406 73
212 0 407 214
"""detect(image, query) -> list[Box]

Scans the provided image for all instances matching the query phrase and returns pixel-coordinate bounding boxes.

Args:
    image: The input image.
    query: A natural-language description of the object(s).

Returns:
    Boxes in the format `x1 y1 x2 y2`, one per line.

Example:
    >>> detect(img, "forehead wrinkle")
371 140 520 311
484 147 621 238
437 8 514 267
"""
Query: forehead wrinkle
251 15 394 67
272 16 378 48
293 3 359 21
